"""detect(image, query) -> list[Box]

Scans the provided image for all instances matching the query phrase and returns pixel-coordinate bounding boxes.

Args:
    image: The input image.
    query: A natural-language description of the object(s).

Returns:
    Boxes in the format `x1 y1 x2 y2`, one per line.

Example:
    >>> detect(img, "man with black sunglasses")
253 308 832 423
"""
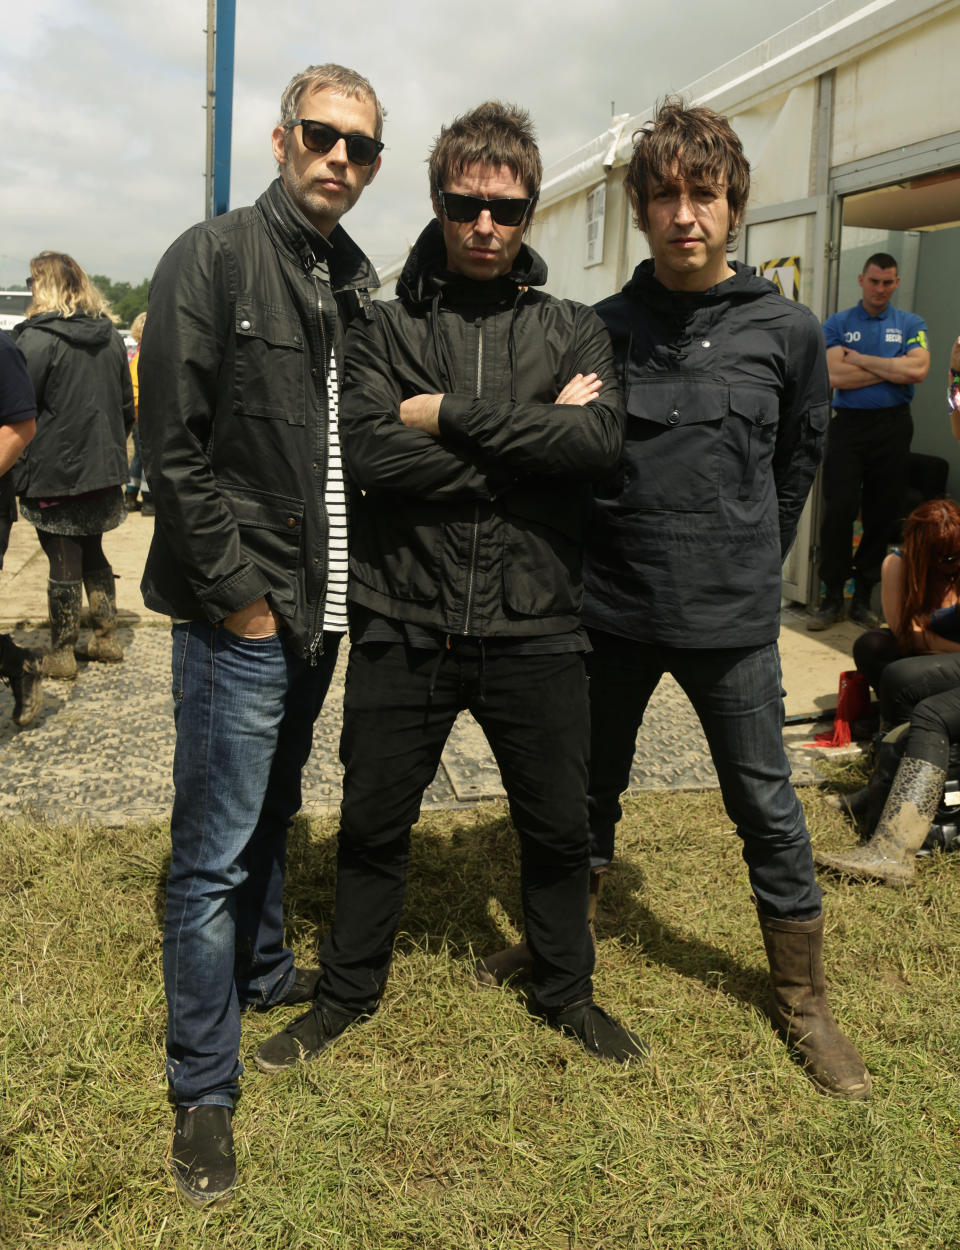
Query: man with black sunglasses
256 100 644 1075
138 63 382 1207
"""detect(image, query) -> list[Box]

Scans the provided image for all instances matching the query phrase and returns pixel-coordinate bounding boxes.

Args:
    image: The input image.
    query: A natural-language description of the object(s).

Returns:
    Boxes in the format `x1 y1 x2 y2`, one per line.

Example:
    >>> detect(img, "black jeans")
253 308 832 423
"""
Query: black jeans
318 641 595 1012
586 630 821 920
817 405 912 590
879 653 960 768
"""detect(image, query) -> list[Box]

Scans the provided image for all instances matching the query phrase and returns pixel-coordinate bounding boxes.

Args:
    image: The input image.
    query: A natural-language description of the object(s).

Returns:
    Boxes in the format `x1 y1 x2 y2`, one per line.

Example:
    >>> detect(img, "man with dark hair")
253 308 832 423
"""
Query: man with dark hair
580 99 871 1099
255 100 645 1074
139 62 383 1206
0 333 42 728
808 252 930 629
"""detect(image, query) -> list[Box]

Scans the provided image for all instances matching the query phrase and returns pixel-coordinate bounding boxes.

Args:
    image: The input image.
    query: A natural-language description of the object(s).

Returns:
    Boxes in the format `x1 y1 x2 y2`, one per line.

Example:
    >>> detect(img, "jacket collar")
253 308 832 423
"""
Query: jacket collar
257 176 379 296
396 218 548 308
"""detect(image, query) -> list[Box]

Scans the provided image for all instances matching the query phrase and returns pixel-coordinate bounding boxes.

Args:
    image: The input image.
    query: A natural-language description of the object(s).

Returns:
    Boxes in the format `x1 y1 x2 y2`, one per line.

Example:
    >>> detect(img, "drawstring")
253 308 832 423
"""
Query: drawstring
424 637 450 725
429 291 458 391
476 637 486 705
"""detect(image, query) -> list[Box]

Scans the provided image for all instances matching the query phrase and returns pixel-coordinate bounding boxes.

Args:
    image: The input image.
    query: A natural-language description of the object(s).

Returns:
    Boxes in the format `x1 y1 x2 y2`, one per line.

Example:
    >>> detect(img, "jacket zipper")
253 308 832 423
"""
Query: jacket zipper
460 317 484 635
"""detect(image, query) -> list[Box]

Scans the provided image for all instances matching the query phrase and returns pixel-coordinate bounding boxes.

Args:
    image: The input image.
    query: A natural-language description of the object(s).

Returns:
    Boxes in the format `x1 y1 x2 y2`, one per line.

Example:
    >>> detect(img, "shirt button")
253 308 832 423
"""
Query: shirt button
239 319 251 330
286 517 296 528
668 409 680 425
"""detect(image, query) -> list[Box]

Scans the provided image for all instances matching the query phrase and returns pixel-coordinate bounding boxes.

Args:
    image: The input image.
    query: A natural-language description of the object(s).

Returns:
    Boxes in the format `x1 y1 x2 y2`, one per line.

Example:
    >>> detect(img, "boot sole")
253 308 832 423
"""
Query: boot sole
169 1161 236 1208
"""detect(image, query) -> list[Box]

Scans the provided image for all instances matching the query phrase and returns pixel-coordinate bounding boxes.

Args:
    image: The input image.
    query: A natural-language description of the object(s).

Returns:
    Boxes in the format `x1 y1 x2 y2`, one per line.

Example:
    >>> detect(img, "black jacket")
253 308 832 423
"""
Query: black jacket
13 313 133 498
341 220 625 638
139 177 378 658
584 260 830 648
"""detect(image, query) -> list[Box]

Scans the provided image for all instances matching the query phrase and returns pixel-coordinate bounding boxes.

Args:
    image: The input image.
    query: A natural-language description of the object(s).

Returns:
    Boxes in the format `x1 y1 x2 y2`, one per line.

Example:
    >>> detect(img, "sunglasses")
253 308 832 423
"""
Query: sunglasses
286 119 383 166
438 191 533 227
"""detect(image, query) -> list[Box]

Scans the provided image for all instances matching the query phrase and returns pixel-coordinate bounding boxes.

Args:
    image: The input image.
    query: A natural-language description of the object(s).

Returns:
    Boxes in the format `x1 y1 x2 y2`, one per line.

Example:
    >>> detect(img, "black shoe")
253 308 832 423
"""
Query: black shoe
253 994 372 1073
8 649 43 728
849 598 880 628
123 492 141 512
169 1105 236 1208
279 965 322 1006
806 594 844 631
538 998 648 1064
140 496 156 517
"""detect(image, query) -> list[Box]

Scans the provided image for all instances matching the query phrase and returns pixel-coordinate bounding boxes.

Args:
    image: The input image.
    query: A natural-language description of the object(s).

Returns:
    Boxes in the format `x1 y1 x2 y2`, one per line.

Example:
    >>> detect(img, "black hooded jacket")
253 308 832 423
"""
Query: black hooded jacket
340 219 625 638
138 177 378 658
13 312 133 498
584 259 830 649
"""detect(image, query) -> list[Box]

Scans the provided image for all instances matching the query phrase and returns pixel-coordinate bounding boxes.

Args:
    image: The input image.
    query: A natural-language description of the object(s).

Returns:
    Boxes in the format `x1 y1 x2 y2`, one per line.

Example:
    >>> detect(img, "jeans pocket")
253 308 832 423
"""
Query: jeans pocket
171 622 192 706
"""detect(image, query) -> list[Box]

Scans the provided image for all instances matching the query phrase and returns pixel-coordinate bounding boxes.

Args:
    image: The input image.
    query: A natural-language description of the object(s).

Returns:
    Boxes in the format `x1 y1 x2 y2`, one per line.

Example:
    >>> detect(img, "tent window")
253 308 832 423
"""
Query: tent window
586 183 605 267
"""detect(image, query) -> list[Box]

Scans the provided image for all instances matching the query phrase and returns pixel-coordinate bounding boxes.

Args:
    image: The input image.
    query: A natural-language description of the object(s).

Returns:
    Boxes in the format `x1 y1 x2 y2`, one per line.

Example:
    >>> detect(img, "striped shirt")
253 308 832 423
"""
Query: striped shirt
322 345 349 633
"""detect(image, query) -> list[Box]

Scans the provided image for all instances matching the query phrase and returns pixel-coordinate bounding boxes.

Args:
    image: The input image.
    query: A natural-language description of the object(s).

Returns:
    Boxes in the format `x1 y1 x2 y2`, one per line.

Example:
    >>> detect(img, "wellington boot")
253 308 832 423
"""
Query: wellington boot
824 725 907 840
806 589 844 632
43 580 81 680
757 909 871 1100
0 635 44 727
475 868 607 987
75 568 124 662
815 757 946 887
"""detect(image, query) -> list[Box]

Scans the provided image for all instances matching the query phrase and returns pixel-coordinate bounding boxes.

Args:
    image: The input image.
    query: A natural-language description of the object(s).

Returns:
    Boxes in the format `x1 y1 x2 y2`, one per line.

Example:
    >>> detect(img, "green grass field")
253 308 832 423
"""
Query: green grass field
3 780 959 1248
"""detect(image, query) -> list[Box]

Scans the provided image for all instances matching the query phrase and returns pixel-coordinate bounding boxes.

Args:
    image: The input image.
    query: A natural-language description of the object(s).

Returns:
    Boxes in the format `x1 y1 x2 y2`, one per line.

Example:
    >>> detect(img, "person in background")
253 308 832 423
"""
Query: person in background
0 332 42 727
807 253 930 630
139 63 383 1208
123 312 152 515
12 252 133 678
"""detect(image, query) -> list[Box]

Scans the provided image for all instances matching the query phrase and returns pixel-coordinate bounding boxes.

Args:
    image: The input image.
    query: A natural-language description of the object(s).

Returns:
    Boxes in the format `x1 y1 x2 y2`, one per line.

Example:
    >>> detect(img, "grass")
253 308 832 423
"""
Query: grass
2 782 959 1249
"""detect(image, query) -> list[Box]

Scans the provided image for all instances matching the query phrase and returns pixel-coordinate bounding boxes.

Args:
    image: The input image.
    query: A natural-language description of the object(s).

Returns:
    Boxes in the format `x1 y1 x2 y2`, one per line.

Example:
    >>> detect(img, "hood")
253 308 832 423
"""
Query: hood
396 218 548 308
17 311 118 347
622 258 776 312
256 177 379 296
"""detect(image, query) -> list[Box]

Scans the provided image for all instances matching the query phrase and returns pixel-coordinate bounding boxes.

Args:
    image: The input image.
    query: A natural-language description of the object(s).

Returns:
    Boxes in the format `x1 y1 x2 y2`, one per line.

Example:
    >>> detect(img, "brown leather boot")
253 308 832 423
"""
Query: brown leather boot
475 868 607 987
757 908 871 1100
815 757 945 887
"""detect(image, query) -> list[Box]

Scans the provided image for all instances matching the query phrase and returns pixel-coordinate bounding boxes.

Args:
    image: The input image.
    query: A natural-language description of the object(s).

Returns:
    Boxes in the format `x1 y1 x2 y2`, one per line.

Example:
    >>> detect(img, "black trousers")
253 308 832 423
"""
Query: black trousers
817 405 912 591
879 653 960 768
318 641 595 1012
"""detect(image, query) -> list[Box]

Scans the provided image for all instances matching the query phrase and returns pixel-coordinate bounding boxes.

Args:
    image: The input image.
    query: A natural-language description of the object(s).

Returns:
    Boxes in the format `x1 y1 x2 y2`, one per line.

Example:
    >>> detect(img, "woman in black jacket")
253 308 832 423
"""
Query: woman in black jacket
14 252 134 678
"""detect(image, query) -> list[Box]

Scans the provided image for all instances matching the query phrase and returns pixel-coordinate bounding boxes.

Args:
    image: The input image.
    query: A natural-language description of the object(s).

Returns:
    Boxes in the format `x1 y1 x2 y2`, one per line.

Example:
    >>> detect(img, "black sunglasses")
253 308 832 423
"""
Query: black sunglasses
438 190 533 227
286 119 383 166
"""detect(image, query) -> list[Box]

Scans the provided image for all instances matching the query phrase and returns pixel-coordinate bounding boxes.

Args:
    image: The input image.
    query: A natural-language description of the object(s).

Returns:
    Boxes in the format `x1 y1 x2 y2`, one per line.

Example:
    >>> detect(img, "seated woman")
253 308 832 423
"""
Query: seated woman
854 497 960 696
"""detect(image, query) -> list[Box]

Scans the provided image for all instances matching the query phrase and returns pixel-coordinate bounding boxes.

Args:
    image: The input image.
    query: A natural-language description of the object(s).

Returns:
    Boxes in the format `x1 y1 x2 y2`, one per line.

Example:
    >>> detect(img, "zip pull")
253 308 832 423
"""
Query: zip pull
308 632 325 666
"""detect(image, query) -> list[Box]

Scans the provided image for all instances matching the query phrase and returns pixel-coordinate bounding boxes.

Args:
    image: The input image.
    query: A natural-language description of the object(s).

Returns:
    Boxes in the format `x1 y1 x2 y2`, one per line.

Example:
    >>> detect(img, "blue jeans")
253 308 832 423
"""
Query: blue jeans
586 630 821 919
318 642 595 1013
163 621 341 1107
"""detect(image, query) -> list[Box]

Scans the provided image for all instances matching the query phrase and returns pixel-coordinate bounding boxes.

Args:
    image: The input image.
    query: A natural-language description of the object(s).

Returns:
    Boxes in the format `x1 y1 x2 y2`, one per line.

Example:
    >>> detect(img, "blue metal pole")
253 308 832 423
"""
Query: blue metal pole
212 0 236 216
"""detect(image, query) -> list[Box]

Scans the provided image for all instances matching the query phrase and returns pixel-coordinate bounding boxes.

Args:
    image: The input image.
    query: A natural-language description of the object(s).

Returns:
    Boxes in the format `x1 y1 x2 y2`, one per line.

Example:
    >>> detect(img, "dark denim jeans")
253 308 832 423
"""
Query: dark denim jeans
163 621 341 1107
318 641 595 1013
586 630 821 919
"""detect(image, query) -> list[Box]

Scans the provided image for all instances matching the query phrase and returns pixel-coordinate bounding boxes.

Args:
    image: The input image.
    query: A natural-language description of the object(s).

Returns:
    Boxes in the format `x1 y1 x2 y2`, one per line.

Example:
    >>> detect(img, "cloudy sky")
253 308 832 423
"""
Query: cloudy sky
1 0 830 287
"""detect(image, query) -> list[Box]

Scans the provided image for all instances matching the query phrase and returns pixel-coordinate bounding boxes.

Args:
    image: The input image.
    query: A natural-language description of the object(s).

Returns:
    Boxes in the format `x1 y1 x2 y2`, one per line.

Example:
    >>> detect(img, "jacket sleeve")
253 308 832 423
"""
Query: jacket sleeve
139 225 271 621
436 304 625 479
772 312 831 558
13 327 55 408
340 313 499 500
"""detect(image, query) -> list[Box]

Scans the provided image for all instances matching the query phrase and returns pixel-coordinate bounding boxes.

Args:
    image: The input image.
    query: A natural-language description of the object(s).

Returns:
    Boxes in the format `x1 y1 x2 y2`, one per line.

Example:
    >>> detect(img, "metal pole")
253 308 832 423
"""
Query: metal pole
212 0 236 217
204 0 215 219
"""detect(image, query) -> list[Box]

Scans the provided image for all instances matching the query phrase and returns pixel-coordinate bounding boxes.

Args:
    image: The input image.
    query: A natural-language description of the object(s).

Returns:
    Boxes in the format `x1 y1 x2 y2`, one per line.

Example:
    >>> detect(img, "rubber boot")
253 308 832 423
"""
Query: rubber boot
43 580 82 679
475 868 606 987
825 724 907 840
0 634 43 727
757 908 872 1100
806 588 844 632
75 568 124 662
815 757 946 887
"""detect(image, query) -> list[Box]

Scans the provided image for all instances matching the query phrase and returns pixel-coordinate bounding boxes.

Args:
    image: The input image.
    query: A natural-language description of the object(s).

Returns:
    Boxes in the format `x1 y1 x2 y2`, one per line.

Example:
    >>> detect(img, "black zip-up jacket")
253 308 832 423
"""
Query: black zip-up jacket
139 177 378 658
341 220 625 638
584 260 830 649
13 313 133 497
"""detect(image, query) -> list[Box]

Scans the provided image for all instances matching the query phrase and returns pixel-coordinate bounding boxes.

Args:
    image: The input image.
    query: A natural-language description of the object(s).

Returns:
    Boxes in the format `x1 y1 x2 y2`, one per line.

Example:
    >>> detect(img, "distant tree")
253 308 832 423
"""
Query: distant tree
90 273 150 325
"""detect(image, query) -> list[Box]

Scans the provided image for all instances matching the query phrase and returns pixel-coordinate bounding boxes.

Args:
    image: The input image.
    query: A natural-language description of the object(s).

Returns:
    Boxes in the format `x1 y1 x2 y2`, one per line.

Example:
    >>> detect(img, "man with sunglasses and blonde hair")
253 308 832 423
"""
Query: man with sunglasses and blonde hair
139 63 382 1207
256 100 644 1076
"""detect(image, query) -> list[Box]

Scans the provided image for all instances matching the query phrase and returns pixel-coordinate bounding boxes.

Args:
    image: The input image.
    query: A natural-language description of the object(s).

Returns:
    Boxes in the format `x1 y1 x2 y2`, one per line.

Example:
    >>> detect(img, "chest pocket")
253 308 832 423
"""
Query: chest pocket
724 388 779 502
620 379 779 511
620 378 726 512
234 300 305 424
